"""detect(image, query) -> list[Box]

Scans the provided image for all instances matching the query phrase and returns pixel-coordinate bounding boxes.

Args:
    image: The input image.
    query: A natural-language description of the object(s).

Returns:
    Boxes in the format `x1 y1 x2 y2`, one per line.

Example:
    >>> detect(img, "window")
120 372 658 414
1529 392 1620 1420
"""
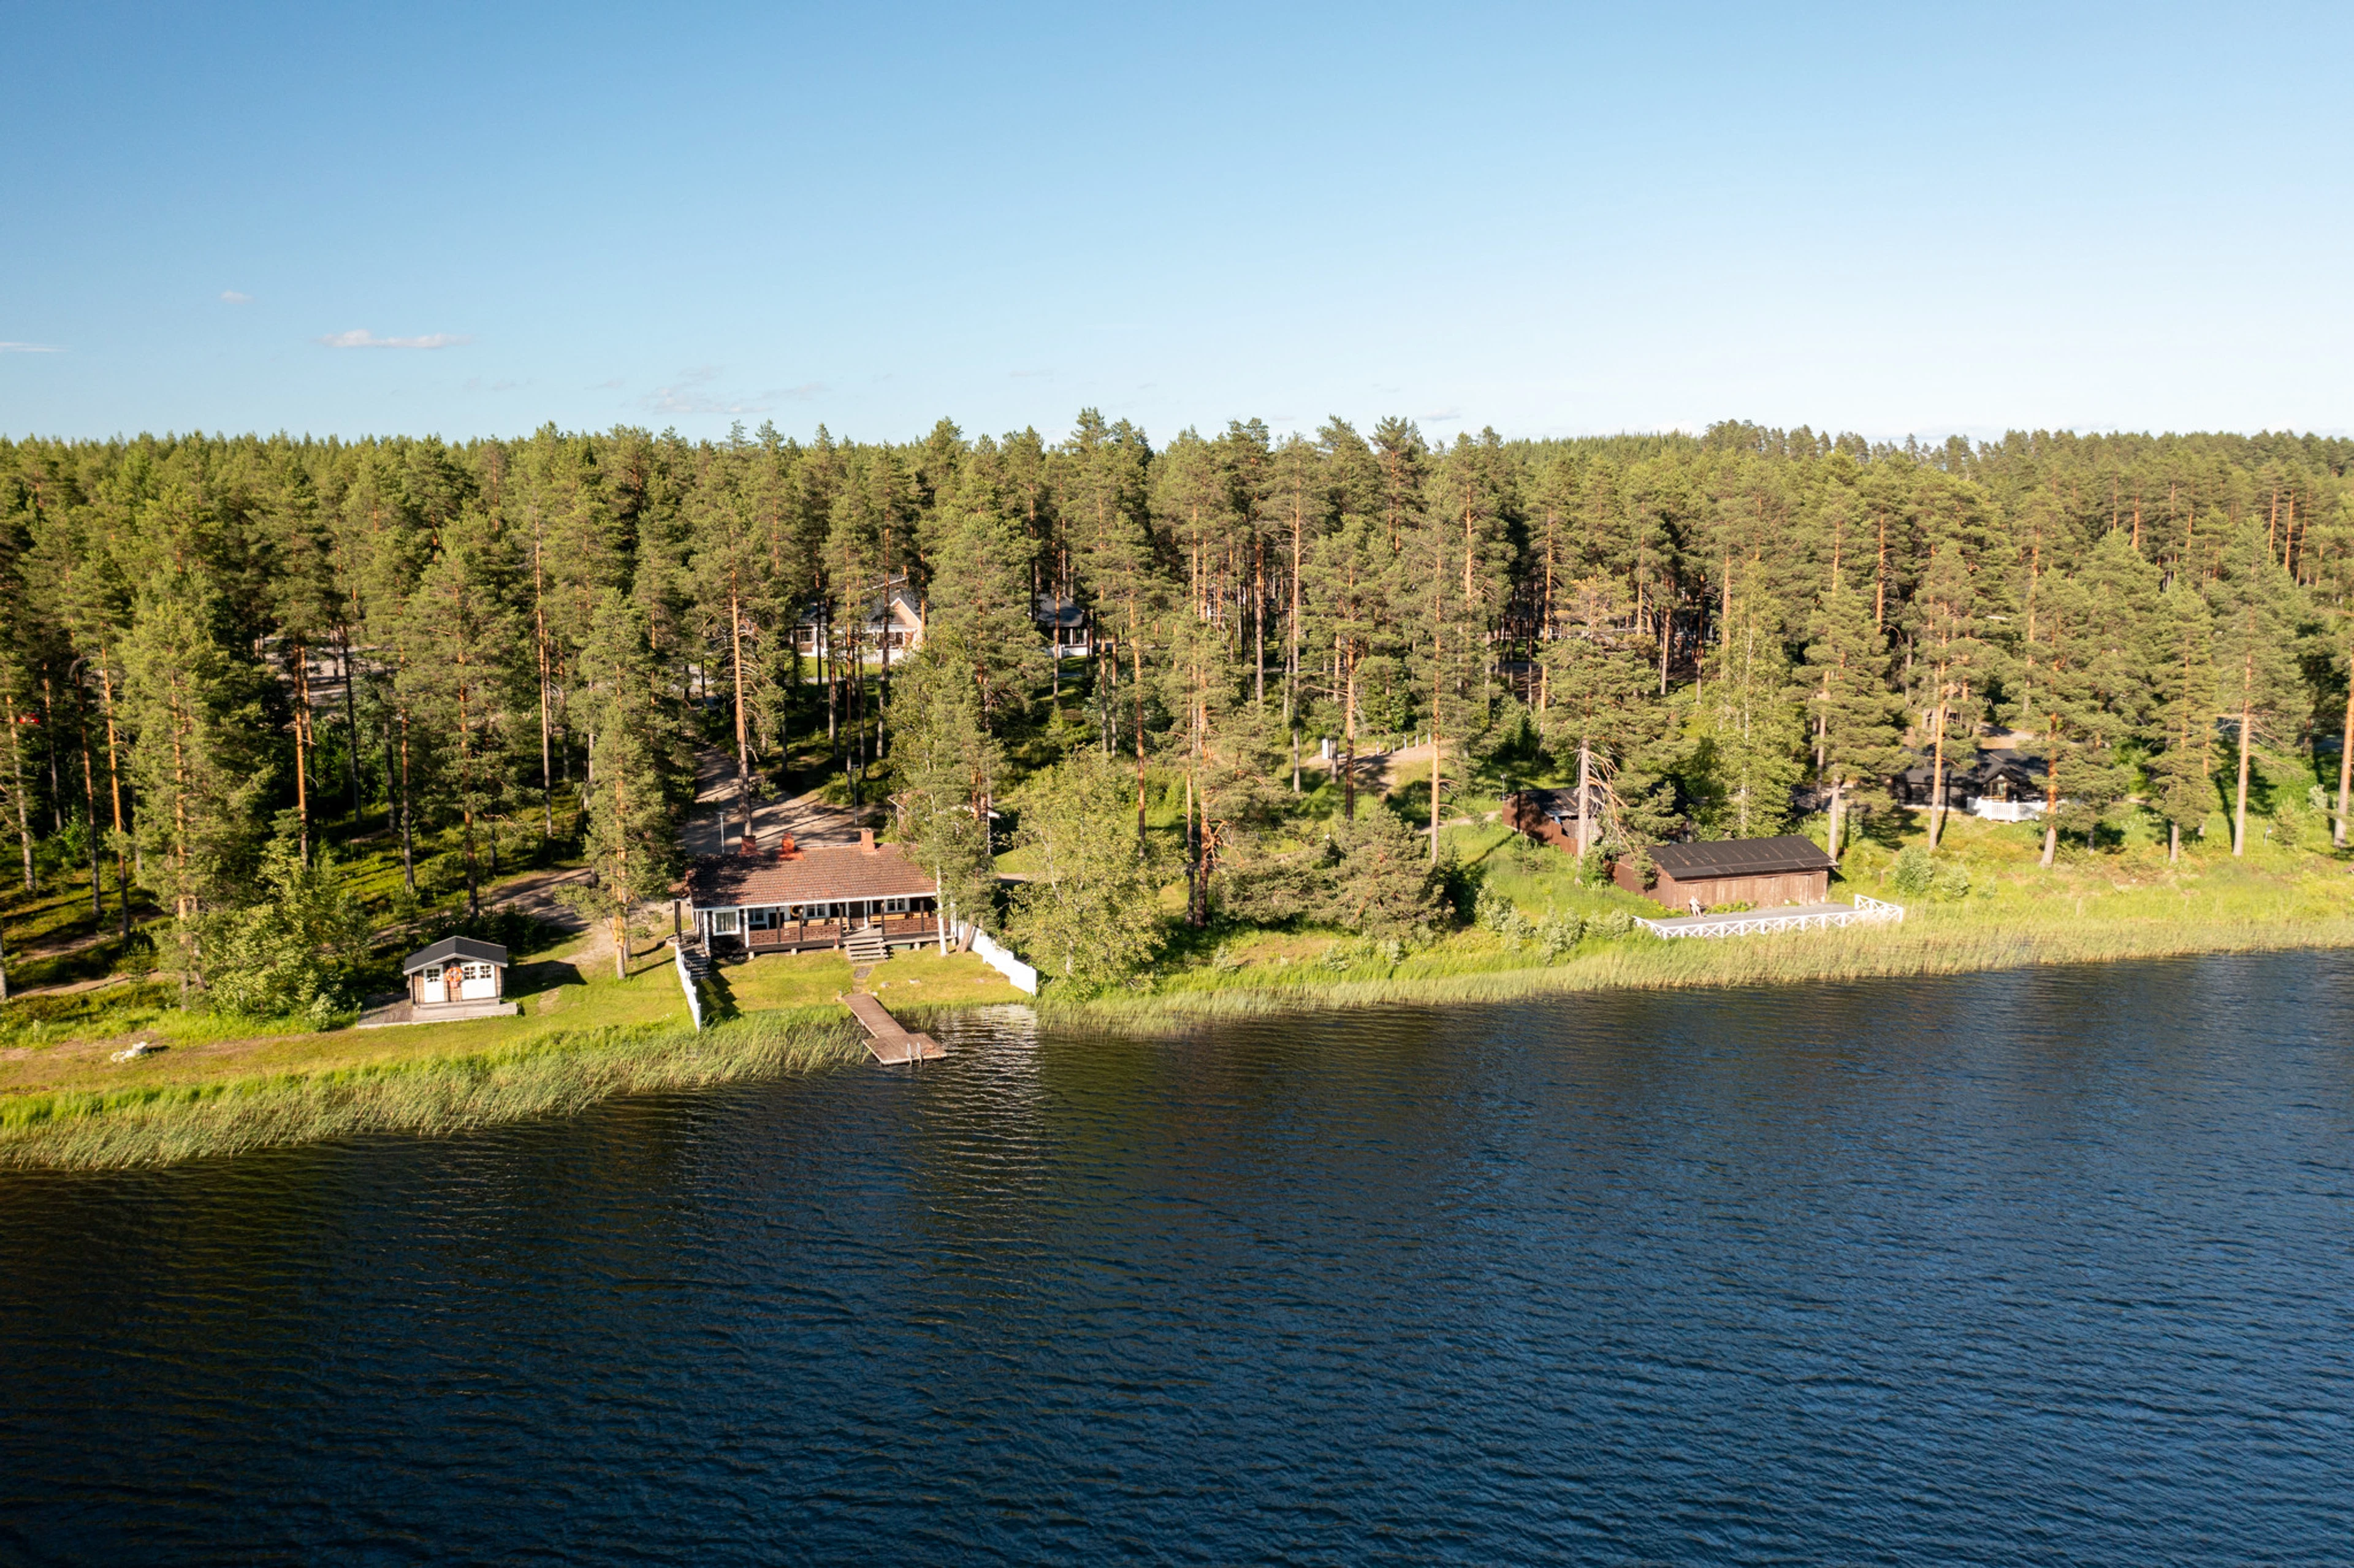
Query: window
710 910 739 935
748 908 776 930
883 897 908 913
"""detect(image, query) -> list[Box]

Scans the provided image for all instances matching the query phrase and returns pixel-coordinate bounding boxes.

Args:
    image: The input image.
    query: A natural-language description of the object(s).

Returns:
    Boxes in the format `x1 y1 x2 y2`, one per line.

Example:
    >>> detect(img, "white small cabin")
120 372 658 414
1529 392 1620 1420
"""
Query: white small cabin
402 936 511 1008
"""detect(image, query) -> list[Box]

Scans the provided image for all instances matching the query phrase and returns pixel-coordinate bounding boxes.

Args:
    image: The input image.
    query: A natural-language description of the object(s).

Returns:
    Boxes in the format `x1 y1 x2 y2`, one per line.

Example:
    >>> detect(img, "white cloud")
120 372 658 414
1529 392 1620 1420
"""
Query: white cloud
0 342 62 354
318 329 473 349
643 370 823 416
219 291 253 304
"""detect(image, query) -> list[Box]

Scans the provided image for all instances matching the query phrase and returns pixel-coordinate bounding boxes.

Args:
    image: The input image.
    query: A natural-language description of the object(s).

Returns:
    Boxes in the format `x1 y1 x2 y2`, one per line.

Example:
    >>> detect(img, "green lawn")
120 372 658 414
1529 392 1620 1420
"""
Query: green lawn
713 946 1026 1018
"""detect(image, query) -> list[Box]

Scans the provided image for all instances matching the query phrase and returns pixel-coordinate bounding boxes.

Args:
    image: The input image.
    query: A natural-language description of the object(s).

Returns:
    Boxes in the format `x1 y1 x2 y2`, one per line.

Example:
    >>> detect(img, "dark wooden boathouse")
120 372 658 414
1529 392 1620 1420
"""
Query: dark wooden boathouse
1616 835 1837 911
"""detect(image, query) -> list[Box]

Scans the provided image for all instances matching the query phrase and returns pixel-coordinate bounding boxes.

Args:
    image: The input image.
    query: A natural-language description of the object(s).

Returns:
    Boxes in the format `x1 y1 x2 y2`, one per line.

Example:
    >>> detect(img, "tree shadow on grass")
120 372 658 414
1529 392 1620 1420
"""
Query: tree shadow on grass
506 958 584 1002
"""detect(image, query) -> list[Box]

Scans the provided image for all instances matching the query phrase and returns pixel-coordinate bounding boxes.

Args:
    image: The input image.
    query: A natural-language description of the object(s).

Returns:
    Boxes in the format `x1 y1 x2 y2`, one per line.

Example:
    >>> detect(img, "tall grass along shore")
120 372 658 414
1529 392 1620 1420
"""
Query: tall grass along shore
0 1010 862 1172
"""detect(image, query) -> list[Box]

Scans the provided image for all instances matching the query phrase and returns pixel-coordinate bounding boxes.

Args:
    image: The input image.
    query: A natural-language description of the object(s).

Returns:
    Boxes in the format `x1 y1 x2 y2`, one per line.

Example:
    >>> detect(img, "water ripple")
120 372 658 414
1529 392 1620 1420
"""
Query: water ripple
3 952 2353 1563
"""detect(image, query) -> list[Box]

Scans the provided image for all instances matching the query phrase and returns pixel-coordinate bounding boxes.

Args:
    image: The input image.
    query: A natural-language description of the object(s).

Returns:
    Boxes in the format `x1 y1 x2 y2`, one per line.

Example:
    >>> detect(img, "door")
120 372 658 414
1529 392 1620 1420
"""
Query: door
460 964 497 1000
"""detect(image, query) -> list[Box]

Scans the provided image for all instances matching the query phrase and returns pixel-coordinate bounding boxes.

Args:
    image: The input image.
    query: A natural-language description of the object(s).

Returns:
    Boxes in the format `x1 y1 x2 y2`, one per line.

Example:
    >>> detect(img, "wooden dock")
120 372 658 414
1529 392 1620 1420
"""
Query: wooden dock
842 991 945 1064
1634 894 1905 940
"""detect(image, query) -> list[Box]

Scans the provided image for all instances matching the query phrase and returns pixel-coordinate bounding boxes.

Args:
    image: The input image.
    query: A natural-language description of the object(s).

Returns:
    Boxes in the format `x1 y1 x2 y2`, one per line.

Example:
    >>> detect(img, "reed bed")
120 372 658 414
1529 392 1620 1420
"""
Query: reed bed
0 1010 863 1171
1050 913 2354 1030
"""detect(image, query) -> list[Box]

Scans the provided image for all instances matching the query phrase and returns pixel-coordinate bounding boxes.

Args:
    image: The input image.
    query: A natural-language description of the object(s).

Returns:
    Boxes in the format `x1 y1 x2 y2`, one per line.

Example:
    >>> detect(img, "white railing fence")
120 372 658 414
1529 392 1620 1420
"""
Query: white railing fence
956 921 1040 995
673 940 706 1031
1637 896 1906 941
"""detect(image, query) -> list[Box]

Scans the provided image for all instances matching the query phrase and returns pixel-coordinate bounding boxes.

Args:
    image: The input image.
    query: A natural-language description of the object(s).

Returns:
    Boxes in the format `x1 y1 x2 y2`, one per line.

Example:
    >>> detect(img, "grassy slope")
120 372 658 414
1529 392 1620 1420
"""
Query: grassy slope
1070 805 2354 1024
0 933 1027 1170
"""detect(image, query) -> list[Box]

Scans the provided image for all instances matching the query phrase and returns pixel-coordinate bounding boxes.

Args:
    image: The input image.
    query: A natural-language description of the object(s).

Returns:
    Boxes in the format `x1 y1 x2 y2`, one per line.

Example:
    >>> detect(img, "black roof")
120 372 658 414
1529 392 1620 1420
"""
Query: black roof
1649 835 1835 880
402 935 510 973
1509 785 1601 818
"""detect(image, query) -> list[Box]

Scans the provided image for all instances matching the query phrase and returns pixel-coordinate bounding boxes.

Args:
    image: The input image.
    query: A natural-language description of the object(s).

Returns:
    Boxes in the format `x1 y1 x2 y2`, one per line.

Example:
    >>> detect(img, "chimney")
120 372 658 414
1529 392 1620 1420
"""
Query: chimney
737 830 759 858
858 828 875 852
776 833 796 859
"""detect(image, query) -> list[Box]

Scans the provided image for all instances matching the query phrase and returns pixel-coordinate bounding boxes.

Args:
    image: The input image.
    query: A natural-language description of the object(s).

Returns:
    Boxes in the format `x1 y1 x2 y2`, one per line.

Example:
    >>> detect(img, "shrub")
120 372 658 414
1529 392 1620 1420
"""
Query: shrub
1889 846 1935 896
1537 910 1584 958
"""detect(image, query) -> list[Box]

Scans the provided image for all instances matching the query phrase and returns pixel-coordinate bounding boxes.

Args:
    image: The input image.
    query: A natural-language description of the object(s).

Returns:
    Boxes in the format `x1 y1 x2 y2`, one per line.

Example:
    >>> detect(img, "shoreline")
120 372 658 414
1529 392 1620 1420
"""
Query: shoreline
0 1011 864 1173
1050 911 2354 1027
6 912 2350 1172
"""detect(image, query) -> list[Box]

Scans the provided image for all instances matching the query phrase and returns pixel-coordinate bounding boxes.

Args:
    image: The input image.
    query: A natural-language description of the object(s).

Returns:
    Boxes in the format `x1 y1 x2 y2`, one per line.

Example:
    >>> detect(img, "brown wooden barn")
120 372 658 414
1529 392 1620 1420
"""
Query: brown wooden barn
1614 835 1837 911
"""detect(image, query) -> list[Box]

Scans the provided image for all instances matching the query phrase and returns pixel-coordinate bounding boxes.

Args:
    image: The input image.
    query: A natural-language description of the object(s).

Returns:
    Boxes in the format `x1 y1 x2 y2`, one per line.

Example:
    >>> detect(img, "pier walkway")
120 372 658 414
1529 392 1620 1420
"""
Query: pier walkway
842 991 945 1064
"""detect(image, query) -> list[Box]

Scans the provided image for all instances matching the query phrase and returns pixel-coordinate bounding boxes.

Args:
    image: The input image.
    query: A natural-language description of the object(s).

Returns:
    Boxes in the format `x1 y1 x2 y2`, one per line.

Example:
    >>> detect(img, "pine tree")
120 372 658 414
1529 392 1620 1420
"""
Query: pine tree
887 641 1001 924
2146 578 2216 861
1912 542 1992 850
1538 576 1654 856
1303 512 1392 819
685 444 776 838
572 592 690 978
120 564 272 993
1803 577 1903 859
2206 522 2306 856
1696 572 1806 840
398 506 526 916
262 455 338 862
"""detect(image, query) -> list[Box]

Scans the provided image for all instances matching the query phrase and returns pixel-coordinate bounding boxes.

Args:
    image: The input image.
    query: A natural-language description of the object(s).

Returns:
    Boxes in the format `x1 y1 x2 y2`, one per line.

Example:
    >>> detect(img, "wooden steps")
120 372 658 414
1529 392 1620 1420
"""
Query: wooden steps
842 990 943 1065
843 927 889 964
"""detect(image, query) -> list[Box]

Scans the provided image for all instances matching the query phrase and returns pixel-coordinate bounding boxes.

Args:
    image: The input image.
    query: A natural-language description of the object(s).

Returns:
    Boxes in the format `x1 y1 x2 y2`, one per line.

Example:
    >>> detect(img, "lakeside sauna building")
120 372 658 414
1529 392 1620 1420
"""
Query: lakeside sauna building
685 830 943 956
398 936 519 1018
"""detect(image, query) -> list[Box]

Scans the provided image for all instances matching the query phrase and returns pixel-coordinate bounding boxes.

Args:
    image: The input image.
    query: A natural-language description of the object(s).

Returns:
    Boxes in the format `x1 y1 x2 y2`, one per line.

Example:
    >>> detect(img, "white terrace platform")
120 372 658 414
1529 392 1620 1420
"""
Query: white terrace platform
1636 895 1905 940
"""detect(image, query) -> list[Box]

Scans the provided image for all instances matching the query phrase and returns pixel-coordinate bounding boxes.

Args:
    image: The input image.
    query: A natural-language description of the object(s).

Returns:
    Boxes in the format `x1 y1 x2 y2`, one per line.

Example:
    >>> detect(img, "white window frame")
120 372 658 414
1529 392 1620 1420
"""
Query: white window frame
883 896 908 914
710 909 740 935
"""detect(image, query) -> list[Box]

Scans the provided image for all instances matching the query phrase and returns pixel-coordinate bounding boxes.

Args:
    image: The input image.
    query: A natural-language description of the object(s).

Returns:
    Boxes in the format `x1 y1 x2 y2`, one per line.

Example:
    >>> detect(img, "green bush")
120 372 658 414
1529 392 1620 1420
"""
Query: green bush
1537 910 1584 958
1889 846 1935 896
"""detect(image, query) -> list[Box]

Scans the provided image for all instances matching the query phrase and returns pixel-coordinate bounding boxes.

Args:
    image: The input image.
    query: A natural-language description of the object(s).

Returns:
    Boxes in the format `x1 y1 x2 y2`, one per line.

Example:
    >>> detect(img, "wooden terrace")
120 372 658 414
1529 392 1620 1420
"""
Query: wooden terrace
739 913 943 954
1636 896 1905 940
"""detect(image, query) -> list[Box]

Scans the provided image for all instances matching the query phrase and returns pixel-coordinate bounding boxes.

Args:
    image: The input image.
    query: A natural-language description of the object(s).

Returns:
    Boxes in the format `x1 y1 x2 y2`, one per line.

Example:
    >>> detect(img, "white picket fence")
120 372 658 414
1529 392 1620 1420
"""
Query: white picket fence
957 921 1039 995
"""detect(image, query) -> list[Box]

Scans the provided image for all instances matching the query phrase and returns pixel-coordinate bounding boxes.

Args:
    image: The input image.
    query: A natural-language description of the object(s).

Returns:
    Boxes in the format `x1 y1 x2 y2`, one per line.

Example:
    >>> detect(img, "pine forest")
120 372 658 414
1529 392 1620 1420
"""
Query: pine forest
2 414 2350 1008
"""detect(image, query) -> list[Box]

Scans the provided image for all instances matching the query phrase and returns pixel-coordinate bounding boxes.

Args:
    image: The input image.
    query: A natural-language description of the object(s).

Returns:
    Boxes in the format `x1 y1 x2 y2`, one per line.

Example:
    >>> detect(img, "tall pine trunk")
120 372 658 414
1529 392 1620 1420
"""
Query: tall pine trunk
1926 690 1950 851
292 642 310 862
4 685 33 892
2337 632 2353 850
1575 739 1593 861
341 627 362 825
533 531 555 839
2233 692 2255 857
2040 739 2060 868
730 576 751 837
99 657 129 941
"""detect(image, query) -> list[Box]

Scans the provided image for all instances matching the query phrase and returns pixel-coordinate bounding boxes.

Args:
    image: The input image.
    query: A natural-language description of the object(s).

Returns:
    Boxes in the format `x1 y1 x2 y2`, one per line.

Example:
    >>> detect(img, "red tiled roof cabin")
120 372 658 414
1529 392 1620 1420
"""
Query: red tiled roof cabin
1615 835 1837 912
685 829 942 954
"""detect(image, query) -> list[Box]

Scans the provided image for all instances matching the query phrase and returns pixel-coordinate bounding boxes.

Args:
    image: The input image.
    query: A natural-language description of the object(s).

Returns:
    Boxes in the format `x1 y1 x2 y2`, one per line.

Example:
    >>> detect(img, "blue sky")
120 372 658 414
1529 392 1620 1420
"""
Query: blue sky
3 2 2347 445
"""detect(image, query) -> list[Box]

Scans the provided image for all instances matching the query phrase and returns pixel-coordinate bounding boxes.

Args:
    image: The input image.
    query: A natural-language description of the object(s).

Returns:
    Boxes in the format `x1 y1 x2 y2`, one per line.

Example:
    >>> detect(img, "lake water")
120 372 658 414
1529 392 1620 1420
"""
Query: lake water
4 953 2352 1564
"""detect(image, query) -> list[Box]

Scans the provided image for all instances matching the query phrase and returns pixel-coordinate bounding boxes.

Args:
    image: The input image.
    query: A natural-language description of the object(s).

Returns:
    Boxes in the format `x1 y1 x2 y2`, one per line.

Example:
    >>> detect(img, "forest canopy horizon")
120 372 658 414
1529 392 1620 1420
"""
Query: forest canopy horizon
1 413 2347 1003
